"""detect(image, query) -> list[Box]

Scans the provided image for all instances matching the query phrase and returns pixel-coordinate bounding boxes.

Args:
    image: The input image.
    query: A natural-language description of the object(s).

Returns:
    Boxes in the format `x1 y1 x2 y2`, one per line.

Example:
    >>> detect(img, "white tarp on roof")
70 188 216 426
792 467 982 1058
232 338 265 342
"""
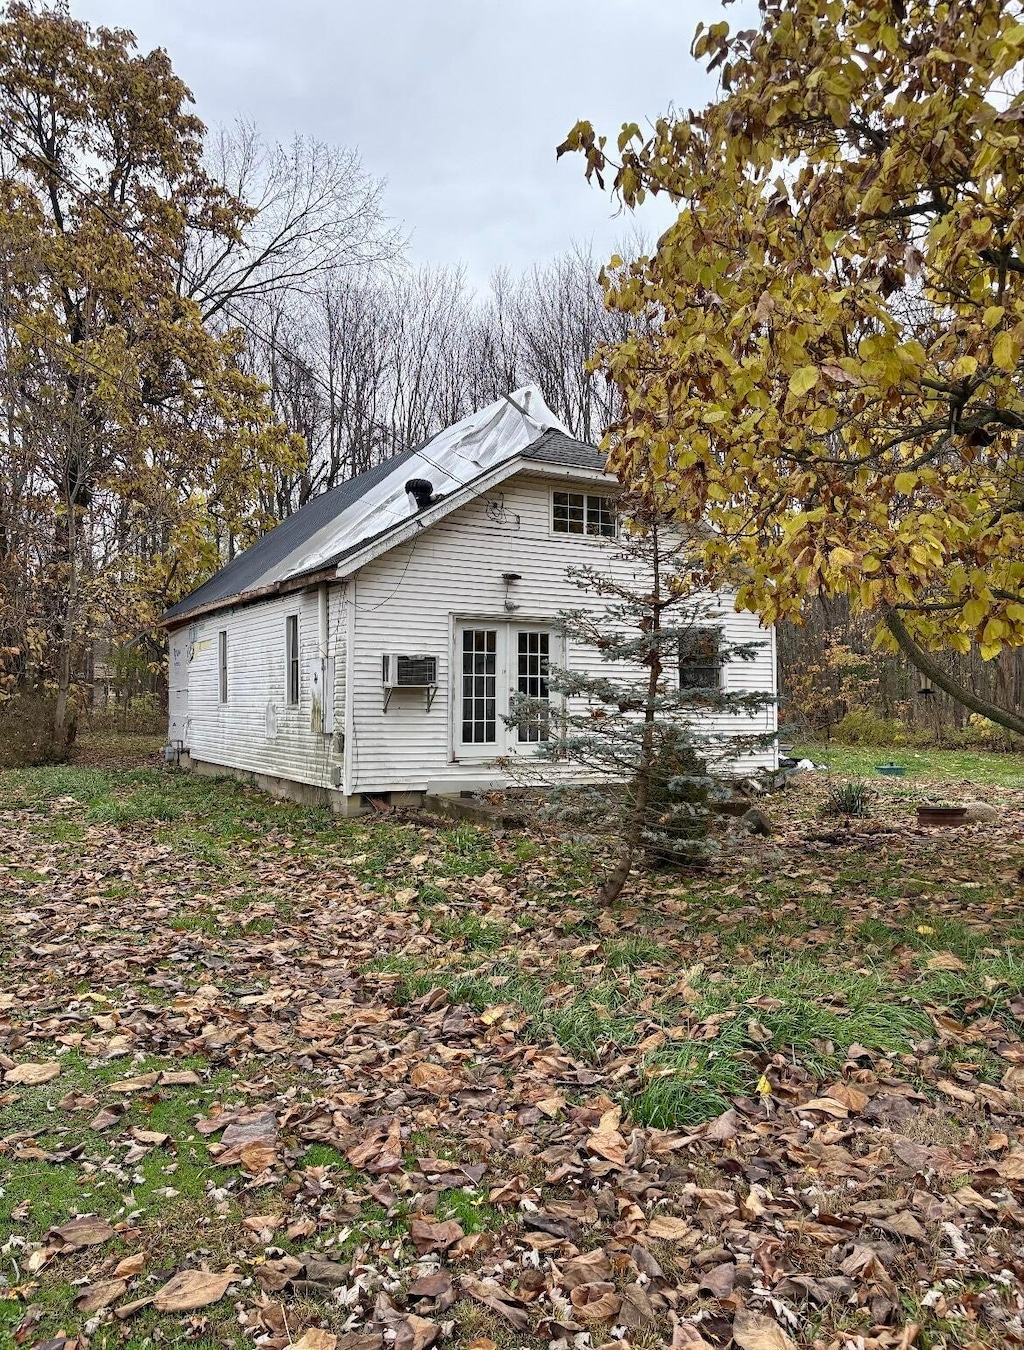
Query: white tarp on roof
274 385 568 584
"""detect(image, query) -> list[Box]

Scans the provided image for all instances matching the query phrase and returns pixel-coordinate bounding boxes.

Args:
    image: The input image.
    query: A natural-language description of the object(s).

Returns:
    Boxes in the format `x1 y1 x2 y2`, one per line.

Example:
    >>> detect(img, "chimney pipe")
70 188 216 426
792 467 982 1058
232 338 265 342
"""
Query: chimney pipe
405 478 436 512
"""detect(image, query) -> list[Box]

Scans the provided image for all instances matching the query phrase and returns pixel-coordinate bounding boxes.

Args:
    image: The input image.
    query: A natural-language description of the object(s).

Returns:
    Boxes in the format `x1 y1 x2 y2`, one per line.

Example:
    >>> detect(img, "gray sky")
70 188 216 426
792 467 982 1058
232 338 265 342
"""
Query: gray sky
79 0 731 285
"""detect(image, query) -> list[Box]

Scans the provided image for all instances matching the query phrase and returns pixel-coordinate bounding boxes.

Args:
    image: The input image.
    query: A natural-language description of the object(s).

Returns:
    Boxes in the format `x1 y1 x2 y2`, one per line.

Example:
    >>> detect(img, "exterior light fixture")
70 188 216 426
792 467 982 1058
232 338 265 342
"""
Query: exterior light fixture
502 572 522 612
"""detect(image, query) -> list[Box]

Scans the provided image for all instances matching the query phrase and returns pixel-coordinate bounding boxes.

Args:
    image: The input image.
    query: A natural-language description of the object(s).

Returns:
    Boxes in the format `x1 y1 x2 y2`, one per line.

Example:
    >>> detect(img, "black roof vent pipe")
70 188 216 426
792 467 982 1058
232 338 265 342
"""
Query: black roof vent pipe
405 478 437 512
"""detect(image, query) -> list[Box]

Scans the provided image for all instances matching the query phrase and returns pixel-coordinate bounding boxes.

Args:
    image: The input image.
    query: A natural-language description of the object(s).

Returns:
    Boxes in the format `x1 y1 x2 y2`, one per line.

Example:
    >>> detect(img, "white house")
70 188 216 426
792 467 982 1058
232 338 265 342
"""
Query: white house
160 387 777 814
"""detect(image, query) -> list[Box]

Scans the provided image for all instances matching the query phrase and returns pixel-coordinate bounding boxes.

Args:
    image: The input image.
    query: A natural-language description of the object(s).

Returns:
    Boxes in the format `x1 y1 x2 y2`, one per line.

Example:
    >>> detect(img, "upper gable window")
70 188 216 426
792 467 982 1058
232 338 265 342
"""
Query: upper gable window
552 490 617 538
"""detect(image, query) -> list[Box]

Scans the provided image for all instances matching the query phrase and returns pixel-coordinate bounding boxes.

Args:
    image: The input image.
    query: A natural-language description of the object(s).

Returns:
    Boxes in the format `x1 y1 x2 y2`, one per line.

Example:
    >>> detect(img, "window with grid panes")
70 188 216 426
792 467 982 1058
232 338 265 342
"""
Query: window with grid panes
679 628 723 690
516 631 550 741
461 628 497 743
552 491 617 537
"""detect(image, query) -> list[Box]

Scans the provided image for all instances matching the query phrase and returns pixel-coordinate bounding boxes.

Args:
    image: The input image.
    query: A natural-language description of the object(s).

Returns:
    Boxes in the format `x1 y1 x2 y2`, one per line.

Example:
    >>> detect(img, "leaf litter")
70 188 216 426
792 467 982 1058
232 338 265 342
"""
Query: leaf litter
0 760 1022 1348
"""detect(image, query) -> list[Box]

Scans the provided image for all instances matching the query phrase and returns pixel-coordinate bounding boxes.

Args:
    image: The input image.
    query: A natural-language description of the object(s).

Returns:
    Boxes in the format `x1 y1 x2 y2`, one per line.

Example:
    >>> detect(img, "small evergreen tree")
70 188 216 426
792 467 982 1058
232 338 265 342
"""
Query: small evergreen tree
507 491 775 903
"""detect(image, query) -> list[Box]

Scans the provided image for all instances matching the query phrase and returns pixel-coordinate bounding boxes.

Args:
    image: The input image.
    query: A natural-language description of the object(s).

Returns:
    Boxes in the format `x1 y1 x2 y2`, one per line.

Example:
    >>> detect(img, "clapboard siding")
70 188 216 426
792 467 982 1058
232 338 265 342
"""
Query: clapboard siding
347 470 777 794
178 586 344 789
171 469 777 798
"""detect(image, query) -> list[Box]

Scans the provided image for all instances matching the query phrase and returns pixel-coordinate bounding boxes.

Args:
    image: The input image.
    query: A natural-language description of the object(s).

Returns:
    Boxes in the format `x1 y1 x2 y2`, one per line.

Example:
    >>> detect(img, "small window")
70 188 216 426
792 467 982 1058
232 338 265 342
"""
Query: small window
218 630 228 703
553 491 616 537
286 614 299 705
679 628 722 691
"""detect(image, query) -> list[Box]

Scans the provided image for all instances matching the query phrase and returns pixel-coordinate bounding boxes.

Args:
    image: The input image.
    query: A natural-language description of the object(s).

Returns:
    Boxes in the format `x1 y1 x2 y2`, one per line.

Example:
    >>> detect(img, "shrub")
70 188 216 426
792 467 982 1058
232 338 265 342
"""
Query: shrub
0 693 74 767
820 779 873 818
831 710 907 746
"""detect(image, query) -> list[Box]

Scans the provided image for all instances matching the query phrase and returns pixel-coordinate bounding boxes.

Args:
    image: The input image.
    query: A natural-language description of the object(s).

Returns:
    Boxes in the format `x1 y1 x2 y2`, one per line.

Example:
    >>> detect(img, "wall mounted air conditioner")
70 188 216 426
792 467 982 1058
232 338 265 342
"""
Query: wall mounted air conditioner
382 654 437 687
382 654 438 712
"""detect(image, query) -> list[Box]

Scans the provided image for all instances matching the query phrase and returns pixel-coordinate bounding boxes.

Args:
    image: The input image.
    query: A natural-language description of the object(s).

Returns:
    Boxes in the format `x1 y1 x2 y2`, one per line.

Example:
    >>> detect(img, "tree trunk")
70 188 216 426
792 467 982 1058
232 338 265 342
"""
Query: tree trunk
883 609 1024 738
600 511 663 904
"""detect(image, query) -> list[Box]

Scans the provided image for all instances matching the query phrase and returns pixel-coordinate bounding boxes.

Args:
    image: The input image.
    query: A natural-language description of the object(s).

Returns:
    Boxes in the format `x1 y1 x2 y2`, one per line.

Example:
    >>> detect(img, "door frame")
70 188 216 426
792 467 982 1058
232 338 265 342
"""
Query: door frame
449 615 560 763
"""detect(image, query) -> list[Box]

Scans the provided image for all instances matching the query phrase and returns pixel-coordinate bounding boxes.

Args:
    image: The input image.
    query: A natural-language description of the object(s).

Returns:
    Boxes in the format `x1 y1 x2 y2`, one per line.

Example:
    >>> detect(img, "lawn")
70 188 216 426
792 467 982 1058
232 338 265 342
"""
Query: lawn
793 742 1024 787
1 740 1022 1350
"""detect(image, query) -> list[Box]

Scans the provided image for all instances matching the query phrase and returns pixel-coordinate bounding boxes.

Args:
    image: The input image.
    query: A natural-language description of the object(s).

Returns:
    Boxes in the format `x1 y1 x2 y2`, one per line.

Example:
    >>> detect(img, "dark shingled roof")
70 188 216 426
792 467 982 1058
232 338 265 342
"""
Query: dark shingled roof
524 427 607 472
161 426 605 625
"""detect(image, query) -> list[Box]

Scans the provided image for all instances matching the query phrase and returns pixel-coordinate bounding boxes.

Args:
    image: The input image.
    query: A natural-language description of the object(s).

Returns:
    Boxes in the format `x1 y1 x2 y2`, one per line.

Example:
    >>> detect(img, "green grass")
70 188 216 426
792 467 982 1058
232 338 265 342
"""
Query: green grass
793 743 1024 787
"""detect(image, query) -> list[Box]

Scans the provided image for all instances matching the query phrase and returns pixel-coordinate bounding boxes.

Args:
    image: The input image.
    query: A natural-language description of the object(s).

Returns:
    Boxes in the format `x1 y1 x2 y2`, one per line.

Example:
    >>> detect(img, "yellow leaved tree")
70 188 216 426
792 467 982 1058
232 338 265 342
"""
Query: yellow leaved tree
560 0 1024 735
0 3 304 752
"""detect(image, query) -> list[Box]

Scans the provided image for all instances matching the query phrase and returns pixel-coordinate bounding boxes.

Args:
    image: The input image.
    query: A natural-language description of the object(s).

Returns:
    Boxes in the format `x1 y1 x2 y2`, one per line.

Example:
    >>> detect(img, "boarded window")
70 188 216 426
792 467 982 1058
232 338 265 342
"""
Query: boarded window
286 614 299 705
679 628 722 690
552 491 617 537
218 630 228 703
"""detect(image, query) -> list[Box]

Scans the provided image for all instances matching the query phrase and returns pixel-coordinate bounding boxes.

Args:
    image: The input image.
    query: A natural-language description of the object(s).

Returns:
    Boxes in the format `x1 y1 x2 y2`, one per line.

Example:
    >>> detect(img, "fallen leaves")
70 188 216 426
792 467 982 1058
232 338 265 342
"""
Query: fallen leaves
3 755 1024 1350
152 1268 238 1312
4 1060 59 1084
48 1217 115 1250
732 1309 798 1350
586 1106 628 1165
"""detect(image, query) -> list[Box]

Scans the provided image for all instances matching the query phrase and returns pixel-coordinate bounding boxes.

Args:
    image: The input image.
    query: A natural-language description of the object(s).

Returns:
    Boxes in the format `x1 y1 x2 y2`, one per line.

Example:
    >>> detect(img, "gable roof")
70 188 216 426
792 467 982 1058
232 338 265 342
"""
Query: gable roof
161 389 608 626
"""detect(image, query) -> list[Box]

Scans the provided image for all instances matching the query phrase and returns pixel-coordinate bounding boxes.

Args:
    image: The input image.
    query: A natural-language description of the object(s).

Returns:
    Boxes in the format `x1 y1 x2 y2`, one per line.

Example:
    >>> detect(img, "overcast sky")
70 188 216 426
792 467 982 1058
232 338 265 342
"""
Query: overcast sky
78 1 735 286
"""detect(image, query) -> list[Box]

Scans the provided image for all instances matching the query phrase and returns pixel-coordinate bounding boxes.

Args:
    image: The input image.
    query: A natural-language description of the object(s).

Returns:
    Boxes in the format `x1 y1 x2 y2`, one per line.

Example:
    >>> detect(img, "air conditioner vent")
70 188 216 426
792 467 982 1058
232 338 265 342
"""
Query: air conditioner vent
382 654 438 688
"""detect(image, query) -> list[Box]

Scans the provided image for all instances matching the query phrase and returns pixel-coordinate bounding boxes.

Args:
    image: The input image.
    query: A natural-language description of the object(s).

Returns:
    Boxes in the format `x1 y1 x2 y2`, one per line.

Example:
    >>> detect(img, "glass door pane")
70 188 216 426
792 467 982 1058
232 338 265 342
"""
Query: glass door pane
461 628 497 743
516 630 550 742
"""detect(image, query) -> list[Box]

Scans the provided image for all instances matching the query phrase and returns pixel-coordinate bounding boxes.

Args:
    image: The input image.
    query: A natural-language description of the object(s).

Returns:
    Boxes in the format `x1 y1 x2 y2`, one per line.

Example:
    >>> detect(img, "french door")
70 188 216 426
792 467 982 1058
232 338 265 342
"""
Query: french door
456 622 552 757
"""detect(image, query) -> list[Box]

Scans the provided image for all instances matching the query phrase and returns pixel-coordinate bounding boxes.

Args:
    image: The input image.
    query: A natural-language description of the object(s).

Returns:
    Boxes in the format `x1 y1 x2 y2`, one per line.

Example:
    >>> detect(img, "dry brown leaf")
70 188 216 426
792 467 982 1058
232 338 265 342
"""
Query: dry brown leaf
926 952 968 972
647 1214 692 1241
153 1268 237 1312
291 1332 339 1350
242 1213 282 1232
671 1321 714 1350
50 1217 115 1249
113 1253 146 1278
409 1218 464 1254
801 1096 850 1117
732 1309 798 1350
131 1127 169 1146
158 1069 201 1086
586 1107 627 1166
570 1281 621 1324
409 1062 456 1094
393 1314 440 1350
239 1141 279 1174
4 1061 60 1085
75 1279 127 1313
108 1072 160 1092
560 1249 613 1289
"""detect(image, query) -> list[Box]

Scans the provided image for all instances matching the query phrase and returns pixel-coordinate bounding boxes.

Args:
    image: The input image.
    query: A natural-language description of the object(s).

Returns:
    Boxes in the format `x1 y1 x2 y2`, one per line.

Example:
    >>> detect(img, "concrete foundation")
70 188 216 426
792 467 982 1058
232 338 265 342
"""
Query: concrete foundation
183 754 367 816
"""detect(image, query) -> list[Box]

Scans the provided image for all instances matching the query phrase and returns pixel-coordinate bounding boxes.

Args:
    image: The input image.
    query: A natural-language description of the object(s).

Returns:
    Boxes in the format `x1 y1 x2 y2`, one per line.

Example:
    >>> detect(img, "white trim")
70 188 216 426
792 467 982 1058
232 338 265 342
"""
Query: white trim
285 612 300 706
342 578 356 798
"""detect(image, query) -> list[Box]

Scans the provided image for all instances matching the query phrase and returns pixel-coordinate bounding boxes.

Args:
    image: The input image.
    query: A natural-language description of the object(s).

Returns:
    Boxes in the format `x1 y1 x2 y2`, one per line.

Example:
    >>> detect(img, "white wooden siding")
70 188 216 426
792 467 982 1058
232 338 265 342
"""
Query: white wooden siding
170 470 777 797
175 586 345 789
347 470 777 794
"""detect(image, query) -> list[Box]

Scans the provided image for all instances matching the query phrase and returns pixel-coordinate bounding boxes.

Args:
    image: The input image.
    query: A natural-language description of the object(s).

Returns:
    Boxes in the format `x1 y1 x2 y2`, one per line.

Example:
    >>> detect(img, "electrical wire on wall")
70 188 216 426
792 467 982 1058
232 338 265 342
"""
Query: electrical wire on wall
353 537 418 612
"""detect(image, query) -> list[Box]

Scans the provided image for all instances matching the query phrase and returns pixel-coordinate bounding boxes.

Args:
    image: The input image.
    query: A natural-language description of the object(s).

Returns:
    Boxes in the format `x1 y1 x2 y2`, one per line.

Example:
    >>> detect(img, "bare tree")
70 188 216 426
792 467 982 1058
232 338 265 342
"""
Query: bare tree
185 122 404 322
